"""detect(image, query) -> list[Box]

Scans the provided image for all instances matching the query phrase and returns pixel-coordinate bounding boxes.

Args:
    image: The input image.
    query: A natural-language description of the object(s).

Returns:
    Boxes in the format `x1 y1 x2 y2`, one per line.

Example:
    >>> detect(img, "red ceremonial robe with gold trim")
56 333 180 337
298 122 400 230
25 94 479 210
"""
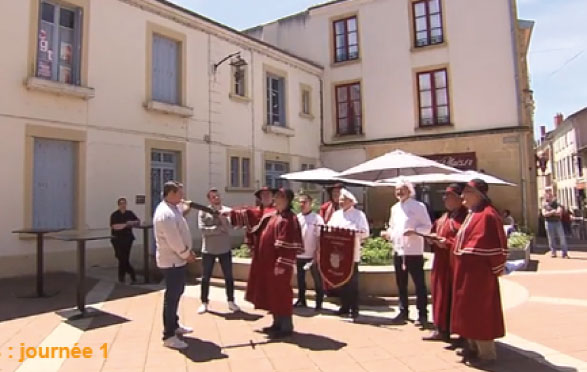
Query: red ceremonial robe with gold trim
230 206 275 305
430 207 467 332
254 209 303 315
320 201 338 224
451 203 507 340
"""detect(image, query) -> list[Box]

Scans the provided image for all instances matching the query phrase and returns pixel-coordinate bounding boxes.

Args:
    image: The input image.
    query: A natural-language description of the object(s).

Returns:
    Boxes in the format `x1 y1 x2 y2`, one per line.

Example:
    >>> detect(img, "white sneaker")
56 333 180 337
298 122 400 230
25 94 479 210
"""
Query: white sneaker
163 335 188 349
175 324 193 335
228 301 240 312
197 303 208 314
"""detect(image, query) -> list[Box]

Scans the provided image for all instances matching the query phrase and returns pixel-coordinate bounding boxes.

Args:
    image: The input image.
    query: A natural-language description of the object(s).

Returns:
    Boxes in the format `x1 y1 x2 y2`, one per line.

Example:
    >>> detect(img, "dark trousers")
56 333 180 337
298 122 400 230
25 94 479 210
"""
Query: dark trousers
201 252 235 303
111 238 136 282
296 258 324 306
340 263 360 314
394 253 428 319
161 265 186 340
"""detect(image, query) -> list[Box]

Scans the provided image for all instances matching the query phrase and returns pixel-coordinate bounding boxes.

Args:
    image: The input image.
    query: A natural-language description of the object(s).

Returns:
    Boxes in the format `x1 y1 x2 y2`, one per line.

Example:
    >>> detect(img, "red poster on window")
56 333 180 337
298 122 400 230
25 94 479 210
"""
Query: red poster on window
318 226 356 290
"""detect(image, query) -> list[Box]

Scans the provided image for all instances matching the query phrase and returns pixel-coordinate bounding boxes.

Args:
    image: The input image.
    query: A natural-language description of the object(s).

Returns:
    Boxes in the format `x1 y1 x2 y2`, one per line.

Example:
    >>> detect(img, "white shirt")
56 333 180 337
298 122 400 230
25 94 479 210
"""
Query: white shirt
328 207 370 262
297 212 324 259
153 201 193 268
387 198 432 256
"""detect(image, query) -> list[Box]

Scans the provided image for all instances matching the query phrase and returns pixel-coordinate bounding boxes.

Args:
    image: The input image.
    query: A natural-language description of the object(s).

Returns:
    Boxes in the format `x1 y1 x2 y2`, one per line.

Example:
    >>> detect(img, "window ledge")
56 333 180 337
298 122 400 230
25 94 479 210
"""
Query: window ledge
145 100 194 118
331 58 361 68
411 41 449 53
225 187 256 193
415 123 454 132
25 77 95 100
332 133 365 141
299 112 315 120
263 125 295 137
229 93 251 103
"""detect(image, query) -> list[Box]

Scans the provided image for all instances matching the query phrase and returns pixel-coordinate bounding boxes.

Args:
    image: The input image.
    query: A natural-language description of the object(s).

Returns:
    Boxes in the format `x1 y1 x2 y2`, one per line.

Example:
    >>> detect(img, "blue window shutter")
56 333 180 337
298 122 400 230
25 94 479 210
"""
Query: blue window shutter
152 34 179 105
279 78 285 126
33 138 75 229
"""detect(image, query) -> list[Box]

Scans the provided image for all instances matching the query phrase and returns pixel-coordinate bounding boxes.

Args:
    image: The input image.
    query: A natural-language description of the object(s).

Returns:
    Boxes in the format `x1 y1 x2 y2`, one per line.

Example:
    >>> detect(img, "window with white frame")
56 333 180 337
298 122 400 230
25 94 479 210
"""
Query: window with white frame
266 73 286 126
301 88 311 116
229 155 251 189
233 65 246 97
152 34 180 105
37 1 82 85
265 160 289 189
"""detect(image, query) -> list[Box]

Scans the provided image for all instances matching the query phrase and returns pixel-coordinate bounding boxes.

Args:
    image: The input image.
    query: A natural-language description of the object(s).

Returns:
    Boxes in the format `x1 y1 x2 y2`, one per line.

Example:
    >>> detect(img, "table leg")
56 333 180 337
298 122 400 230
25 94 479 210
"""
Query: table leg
36 233 44 297
77 241 86 314
143 229 150 283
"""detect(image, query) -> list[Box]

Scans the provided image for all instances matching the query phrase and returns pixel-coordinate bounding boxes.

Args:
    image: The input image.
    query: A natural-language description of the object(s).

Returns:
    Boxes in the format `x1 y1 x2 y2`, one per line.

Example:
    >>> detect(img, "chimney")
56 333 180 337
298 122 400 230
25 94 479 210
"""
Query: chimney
540 125 546 142
554 113 564 127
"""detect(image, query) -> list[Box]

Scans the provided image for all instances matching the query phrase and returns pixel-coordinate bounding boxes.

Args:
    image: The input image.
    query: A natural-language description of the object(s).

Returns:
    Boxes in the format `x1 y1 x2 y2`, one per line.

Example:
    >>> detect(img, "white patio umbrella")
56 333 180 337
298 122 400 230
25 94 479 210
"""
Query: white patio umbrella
378 170 516 187
280 168 378 187
338 149 462 182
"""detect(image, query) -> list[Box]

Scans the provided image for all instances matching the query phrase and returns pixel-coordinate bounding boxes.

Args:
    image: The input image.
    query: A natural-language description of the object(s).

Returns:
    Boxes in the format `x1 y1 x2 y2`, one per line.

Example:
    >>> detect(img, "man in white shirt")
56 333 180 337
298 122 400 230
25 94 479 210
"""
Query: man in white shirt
328 189 370 319
382 179 432 327
295 193 325 311
153 181 196 350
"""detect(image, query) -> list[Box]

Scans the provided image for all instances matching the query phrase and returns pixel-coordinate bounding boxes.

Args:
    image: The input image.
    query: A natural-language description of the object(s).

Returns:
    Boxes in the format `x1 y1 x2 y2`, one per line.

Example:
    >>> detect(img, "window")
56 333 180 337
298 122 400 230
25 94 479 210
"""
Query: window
265 160 289 189
36 1 82 85
333 16 359 63
301 89 311 116
335 82 362 136
412 0 444 48
266 74 285 126
229 155 251 189
152 34 180 105
233 65 246 97
300 163 316 190
578 156 583 178
417 69 450 126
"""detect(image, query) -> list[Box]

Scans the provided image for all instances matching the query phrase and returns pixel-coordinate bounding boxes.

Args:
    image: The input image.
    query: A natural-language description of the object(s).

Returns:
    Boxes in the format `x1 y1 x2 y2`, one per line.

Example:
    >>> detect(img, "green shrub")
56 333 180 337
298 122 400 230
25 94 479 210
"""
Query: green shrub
361 237 393 265
508 231 533 250
232 244 251 258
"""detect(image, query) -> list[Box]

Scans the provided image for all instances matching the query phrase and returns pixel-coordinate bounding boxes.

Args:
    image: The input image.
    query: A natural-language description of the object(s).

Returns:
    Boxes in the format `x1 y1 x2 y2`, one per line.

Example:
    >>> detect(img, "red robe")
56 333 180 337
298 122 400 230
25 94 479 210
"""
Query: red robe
320 201 339 224
430 207 467 333
253 209 303 315
451 203 507 340
230 206 275 305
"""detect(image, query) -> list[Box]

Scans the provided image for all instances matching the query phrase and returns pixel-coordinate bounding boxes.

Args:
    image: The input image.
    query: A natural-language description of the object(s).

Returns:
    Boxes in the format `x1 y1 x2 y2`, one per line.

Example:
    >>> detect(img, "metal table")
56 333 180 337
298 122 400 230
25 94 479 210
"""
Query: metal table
132 223 154 283
50 230 113 317
11 228 65 297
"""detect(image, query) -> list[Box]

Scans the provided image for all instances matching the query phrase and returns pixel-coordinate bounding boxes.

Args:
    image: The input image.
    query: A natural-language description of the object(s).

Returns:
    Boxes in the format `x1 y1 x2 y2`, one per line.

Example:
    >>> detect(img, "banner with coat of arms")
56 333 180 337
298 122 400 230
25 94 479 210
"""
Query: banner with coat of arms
317 226 356 290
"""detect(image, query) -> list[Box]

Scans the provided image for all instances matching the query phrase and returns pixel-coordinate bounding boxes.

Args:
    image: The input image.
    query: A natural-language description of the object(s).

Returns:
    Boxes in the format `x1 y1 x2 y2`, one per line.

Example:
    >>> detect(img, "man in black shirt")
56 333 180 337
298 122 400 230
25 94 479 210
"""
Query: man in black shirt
110 197 140 283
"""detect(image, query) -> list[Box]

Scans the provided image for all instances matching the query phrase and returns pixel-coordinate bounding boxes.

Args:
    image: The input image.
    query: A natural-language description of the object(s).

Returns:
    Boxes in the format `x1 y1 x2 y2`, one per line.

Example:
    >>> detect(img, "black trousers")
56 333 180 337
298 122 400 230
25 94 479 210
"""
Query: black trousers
201 252 235 303
111 238 136 282
296 258 324 306
340 263 360 314
394 253 428 319
161 266 186 340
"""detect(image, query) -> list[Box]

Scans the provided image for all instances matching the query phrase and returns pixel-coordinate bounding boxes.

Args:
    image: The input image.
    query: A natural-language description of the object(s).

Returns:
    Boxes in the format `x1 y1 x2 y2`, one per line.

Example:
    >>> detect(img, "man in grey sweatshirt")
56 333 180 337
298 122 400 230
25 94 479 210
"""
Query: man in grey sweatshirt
196 188 240 314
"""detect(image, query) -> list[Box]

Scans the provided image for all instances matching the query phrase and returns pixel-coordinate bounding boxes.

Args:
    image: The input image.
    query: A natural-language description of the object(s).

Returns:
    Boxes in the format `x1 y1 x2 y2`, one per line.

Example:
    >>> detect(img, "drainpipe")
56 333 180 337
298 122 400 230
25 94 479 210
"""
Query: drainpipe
250 51 257 189
509 0 529 228
207 33 212 189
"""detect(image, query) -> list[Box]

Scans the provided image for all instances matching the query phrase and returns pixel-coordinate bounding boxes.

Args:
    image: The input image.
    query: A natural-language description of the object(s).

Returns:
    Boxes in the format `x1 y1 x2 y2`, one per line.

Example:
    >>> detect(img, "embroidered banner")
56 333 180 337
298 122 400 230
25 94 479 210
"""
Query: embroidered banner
318 226 356 290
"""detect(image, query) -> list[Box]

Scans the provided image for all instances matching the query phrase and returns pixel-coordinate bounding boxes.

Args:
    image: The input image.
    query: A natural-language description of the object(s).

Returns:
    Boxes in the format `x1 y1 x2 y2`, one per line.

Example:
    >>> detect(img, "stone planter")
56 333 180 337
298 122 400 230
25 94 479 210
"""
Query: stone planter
187 253 434 298
507 239 532 269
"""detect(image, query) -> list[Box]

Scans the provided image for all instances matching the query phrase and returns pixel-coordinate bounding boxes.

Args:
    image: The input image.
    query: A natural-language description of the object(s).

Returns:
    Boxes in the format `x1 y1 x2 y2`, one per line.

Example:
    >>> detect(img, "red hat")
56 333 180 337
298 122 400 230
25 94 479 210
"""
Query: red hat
254 186 276 198
444 183 465 196
466 179 489 195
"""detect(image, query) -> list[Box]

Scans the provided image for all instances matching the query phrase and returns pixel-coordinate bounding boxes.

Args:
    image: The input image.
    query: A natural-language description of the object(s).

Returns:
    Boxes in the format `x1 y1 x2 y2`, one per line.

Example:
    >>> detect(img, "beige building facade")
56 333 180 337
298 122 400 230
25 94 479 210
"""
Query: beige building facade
0 0 323 277
246 0 538 230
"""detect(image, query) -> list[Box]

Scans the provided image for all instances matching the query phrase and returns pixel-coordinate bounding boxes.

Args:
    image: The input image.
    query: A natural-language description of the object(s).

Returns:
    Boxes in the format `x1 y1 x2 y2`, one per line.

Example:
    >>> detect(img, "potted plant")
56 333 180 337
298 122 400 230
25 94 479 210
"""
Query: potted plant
507 231 533 264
